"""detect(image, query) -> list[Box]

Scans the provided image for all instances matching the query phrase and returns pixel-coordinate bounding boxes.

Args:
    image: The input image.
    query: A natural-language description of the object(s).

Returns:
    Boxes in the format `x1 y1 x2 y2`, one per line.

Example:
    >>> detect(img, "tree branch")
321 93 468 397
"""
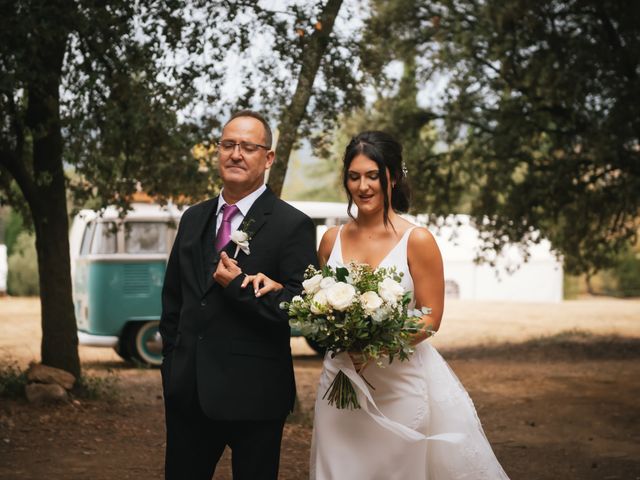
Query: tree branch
269 0 344 196
0 146 36 208
593 2 638 83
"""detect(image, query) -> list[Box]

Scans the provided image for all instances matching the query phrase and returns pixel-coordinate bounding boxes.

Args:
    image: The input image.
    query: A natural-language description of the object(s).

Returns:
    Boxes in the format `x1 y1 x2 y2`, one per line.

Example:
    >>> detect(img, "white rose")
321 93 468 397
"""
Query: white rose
325 282 357 312
310 289 329 314
371 305 392 323
319 276 336 290
302 274 323 294
378 277 405 305
291 295 303 304
360 291 383 315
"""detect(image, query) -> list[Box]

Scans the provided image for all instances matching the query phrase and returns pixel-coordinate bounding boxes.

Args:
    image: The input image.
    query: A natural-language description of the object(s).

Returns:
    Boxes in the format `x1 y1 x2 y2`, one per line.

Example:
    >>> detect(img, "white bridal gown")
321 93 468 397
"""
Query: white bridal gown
310 227 510 480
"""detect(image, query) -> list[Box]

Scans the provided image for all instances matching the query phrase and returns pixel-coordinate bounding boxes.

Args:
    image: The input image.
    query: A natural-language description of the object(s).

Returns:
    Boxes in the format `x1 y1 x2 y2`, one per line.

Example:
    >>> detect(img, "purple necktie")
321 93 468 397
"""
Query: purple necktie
215 204 240 251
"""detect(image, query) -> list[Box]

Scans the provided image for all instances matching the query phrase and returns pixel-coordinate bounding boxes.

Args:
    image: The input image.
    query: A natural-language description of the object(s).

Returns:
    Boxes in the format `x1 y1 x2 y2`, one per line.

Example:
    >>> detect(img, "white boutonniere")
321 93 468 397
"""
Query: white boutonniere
230 229 250 258
230 219 254 258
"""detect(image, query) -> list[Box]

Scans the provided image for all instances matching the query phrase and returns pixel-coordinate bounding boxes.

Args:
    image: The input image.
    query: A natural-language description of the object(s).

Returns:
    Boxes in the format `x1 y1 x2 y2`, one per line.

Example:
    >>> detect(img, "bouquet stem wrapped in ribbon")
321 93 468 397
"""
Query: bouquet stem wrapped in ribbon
281 263 433 409
323 369 361 409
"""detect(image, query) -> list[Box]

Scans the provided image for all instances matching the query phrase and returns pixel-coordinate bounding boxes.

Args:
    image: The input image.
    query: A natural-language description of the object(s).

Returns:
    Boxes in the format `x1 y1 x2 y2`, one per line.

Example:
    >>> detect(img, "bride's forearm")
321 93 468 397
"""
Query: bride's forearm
410 316 439 345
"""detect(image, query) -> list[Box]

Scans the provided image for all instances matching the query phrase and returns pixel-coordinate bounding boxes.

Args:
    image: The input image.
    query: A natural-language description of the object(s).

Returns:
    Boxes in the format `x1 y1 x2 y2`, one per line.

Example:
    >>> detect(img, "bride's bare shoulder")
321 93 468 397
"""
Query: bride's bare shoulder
407 226 442 259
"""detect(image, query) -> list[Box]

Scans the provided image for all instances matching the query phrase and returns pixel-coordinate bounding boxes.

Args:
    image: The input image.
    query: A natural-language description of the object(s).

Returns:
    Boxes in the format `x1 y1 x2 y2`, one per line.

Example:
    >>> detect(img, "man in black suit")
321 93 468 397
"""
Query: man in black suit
159 110 317 479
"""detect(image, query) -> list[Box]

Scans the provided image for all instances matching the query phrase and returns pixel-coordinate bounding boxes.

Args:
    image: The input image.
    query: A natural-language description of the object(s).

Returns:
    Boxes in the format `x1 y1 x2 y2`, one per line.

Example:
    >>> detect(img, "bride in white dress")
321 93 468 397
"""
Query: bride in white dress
244 131 509 479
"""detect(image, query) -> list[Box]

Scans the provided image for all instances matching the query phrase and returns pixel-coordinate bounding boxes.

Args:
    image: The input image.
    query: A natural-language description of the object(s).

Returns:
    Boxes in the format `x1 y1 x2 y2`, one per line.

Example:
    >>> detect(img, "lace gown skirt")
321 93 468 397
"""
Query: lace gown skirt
310 342 510 480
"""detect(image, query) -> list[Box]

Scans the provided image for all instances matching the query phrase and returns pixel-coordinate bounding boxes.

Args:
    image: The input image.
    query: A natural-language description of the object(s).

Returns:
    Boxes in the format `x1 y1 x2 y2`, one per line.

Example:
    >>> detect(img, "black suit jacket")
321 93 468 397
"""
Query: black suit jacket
159 187 318 420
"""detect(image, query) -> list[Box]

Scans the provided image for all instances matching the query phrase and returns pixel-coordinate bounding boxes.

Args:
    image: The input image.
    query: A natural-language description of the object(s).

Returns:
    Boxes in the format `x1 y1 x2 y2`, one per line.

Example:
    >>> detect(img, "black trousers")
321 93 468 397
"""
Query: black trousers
164 393 286 480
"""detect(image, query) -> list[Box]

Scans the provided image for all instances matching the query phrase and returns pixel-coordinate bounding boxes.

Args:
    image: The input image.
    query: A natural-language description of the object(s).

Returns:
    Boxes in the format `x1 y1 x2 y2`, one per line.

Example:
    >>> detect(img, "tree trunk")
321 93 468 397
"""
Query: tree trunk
268 0 344 197
33 188 80 378
24 3 80 378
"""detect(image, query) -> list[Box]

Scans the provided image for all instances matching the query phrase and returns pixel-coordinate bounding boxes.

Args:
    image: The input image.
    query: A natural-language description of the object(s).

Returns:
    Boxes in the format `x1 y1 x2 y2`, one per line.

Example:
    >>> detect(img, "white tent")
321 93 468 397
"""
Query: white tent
417 215 564 303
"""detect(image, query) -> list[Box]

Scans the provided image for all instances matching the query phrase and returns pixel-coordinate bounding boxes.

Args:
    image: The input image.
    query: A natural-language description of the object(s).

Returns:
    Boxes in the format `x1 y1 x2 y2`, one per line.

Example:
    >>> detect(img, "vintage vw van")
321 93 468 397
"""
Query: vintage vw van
70 200 351 366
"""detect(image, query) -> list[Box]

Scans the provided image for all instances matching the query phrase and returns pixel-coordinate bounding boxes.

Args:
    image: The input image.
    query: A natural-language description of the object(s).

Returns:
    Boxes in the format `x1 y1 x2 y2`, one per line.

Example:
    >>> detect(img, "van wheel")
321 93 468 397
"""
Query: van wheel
127 321 163 367
305 337 326 356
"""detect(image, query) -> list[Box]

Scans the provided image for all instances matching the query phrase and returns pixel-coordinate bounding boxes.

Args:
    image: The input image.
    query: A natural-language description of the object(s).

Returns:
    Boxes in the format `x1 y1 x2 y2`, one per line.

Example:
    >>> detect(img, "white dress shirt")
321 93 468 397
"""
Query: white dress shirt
215 184 267 235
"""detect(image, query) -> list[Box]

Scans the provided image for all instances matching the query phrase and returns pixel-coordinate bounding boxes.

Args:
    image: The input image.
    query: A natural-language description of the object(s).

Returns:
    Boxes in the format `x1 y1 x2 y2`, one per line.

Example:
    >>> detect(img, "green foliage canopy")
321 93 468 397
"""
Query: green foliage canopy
363 0 640 275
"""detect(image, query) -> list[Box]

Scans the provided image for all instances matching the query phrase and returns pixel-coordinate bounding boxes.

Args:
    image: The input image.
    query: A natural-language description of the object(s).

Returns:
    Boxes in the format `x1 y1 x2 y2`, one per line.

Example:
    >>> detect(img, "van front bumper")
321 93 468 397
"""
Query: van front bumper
77 331 119 347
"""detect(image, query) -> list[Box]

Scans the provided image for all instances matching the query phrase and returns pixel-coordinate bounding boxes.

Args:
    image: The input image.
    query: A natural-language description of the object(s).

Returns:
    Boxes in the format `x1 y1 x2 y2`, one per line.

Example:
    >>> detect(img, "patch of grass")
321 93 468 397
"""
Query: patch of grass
129 357 155 370
0 364 122 402
74 370 120 401
0 363 27 399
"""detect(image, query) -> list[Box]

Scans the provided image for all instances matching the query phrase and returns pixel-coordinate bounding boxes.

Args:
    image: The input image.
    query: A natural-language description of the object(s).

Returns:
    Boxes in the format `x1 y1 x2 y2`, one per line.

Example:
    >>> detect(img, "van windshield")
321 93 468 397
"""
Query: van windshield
125 222 168 254
92 222 117 254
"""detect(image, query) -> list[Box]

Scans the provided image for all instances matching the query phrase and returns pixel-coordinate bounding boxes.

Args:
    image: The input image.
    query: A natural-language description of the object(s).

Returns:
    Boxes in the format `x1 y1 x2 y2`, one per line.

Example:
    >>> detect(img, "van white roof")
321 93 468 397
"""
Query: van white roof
76 202 184 221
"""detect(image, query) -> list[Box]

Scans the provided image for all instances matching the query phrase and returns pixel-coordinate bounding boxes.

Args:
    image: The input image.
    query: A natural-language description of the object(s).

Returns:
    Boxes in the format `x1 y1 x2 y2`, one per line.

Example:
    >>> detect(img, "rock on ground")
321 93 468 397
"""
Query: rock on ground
26 364 75 390
24 383 68 404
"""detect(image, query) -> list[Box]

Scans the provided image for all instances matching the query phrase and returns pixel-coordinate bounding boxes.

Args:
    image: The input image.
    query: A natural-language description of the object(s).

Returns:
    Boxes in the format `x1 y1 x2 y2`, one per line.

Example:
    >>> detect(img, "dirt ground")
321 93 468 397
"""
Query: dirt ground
1 296 639 479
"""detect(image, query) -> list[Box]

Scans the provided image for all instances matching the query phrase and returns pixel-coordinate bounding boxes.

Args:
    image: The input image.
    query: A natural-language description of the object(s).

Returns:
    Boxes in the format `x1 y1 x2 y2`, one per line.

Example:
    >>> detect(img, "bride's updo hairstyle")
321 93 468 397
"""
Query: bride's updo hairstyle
342 131 410 226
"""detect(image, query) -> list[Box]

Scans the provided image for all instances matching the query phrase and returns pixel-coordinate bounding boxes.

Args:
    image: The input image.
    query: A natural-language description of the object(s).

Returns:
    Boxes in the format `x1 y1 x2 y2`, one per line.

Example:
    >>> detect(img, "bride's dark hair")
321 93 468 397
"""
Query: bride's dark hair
342 131 410 226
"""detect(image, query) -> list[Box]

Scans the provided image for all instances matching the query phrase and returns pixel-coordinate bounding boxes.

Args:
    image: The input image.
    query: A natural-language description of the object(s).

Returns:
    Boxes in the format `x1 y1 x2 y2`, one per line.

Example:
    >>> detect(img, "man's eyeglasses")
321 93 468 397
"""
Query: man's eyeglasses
218 140 270 154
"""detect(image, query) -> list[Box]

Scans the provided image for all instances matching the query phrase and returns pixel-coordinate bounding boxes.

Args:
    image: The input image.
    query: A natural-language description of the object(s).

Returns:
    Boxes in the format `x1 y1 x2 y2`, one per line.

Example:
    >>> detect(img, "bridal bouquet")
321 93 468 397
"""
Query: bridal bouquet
282 263 431 409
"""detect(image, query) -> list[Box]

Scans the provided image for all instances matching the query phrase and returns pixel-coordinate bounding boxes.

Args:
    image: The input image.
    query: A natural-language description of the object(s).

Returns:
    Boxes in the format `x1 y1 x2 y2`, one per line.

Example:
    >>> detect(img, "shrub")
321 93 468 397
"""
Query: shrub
608 247 640 297
4 209 24 256
563 274 581 300
0 363 28 399
7 232 39 296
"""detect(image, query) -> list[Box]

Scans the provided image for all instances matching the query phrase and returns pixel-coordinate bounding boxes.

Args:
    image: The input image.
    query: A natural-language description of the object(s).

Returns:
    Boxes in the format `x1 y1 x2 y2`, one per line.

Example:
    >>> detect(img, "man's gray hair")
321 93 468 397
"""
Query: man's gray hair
225 110 273 149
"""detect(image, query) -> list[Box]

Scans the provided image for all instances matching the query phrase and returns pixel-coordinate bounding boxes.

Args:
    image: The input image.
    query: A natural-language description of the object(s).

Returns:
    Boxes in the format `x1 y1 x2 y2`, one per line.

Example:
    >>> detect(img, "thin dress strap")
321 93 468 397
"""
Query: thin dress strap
383 226 417 296
376 226 417 270
326 225 345 267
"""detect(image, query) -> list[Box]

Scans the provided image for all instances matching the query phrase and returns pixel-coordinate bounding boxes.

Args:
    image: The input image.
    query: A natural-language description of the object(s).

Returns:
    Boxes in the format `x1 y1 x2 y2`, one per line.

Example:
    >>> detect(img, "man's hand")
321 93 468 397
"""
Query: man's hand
213 251 243 287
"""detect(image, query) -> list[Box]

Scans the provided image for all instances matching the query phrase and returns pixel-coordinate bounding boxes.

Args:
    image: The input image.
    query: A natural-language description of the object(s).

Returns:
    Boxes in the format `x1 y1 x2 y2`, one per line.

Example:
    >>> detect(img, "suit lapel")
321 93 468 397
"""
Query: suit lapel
193 197 219 295
204 187 276 294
